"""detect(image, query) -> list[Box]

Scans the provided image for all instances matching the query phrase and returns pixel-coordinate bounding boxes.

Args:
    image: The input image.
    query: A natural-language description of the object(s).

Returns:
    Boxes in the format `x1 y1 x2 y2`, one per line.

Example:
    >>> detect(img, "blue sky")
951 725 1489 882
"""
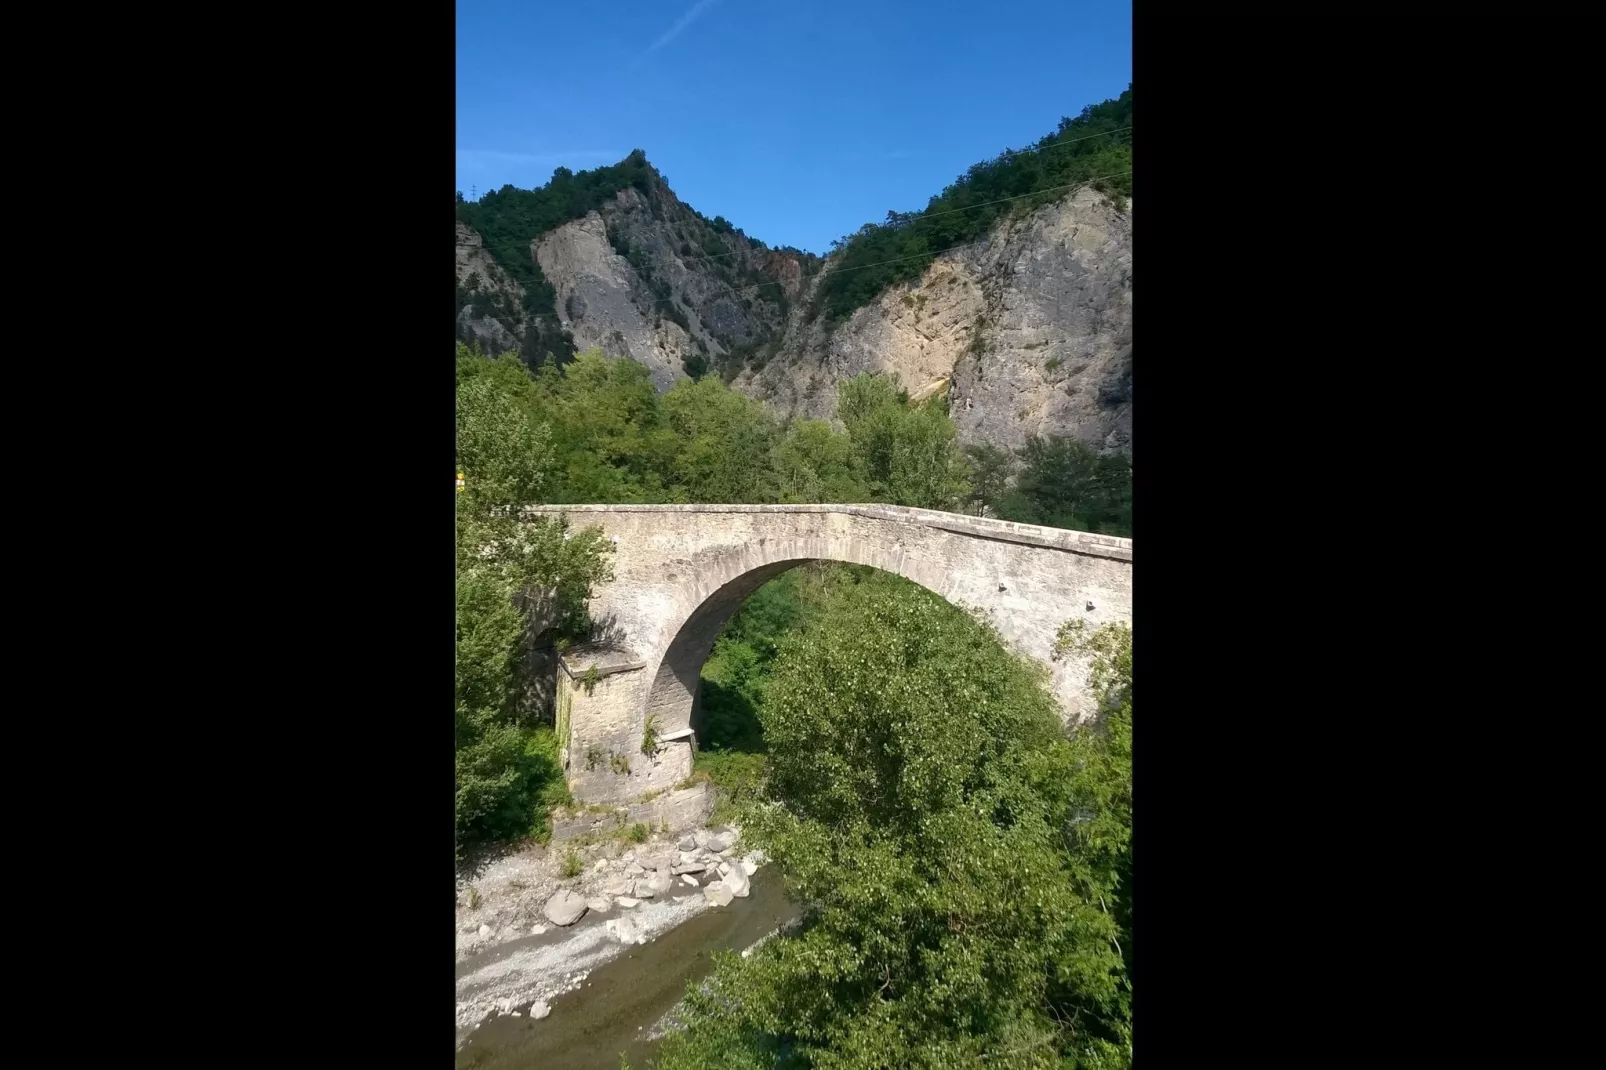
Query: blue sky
456 0 1130 255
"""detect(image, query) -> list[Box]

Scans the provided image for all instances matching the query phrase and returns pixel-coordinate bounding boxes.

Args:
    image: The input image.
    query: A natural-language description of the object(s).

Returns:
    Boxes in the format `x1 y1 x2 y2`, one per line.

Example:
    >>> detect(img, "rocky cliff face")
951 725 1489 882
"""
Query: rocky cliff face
500 166 813 390
739 188 1131 455
455 221 526 353
458 171 1131 455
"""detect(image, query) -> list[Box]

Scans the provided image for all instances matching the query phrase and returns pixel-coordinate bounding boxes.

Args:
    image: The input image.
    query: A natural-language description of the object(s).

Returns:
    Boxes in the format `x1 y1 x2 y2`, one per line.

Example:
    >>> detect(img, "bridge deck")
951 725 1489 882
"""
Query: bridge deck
521 503 1131 562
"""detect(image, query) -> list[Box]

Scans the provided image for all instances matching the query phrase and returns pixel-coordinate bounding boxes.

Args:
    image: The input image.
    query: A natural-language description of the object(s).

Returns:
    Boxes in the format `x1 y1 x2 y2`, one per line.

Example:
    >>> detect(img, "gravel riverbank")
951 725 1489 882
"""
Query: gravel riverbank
454 824 764 1044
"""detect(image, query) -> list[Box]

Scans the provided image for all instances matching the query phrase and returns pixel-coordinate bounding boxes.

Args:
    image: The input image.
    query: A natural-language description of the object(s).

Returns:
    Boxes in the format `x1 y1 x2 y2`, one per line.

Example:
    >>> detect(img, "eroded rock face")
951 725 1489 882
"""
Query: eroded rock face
455 222 525 353
535 213 690 392
741 189 1132 456
466 168 1130 457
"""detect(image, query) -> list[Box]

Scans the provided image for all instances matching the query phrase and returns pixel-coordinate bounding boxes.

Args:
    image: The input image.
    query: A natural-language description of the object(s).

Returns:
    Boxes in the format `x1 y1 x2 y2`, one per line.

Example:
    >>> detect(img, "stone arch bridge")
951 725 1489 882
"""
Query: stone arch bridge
523 504 1132 808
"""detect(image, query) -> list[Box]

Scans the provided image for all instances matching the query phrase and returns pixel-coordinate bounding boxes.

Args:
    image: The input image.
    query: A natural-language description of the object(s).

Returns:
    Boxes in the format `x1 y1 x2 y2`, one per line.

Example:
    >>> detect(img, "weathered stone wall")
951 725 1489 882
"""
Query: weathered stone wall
527 504 1132 806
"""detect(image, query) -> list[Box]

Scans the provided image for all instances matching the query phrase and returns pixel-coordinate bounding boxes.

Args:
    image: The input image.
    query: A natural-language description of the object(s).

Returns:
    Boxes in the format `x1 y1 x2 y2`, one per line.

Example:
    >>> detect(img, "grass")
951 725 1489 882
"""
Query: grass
561 849 584 878
626 822 651 843
468 886 481 910
1044 357 1063 372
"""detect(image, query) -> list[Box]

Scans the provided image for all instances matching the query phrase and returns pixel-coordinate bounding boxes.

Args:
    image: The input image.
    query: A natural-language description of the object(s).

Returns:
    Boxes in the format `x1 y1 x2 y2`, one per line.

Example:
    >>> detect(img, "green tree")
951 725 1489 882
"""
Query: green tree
996 436 1131 536
661 375 779 503
771 419 869 504
526 349 682 504
962 441 1014 516
455 344 614 851
838 374 971 510
656 582 1133 1070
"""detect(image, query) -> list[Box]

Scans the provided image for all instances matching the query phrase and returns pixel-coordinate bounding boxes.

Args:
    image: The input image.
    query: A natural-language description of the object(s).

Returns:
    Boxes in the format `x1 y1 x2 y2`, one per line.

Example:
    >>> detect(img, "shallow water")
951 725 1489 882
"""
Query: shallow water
456 871 796 1069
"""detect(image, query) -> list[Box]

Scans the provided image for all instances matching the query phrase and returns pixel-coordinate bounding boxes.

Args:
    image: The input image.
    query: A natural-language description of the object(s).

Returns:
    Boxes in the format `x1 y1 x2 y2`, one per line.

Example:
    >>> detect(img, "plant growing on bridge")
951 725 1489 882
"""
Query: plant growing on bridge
582 663 600 696
609 752 632 776
455 344 615 855
641 713 663 756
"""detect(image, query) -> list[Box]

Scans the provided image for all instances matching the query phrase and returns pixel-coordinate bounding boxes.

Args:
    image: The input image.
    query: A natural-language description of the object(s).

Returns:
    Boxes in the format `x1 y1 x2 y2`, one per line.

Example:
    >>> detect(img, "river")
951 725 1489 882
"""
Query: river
456 870 796 1069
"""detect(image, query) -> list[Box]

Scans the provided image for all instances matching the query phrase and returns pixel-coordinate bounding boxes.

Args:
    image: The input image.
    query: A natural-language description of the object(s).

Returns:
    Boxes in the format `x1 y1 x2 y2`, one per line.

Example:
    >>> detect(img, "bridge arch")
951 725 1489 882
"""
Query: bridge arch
523 504 1131 807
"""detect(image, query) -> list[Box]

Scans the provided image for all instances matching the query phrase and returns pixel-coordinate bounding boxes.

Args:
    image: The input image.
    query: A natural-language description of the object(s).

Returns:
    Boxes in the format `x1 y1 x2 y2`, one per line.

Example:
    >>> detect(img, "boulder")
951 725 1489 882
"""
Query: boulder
694 830 731 852
740 860 759 876
678 835 698 851
542 889 589 926
633 880 657 898
586 896 613 914
530 923 549 936
531 999 551 1020
477 923 492 938
717 861 732 878
703 882 734 907
672 861 707 875
639 849 675 872
681 874 700 887
624 863 646 877
646 871 674 895
600 875 634 897
615 896 641 908
723 865 751 898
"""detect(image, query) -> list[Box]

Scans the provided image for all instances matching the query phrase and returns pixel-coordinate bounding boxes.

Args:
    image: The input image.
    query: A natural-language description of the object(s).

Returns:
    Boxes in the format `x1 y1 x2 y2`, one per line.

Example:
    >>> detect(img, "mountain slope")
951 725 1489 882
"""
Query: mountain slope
741 186 1131 454
454 89 1132 455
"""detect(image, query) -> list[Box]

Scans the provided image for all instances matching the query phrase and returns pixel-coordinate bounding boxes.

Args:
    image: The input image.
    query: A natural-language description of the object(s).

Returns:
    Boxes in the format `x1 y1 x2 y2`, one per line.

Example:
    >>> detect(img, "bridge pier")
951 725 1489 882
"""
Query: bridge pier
557 644 695 805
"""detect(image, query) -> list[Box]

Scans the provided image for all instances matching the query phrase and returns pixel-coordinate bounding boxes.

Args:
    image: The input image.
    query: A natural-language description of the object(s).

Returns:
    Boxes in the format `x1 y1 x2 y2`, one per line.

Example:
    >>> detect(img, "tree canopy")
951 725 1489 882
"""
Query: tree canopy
651 577 1134 1069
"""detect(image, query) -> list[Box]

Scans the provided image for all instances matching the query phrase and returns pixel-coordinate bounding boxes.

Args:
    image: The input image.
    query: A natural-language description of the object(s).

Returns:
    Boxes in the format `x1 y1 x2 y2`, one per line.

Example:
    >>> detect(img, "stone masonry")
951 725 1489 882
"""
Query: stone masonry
527 504 1133 806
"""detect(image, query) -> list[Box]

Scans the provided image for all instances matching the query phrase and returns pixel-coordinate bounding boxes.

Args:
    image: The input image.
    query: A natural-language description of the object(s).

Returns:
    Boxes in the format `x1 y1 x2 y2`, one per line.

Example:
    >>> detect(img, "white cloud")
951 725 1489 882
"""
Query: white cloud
646 0 720 54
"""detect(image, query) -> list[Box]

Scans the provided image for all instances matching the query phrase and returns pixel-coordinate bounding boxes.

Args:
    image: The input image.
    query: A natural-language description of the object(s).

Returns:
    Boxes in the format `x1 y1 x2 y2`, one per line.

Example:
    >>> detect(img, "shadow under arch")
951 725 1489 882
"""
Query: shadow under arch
641 542 962 745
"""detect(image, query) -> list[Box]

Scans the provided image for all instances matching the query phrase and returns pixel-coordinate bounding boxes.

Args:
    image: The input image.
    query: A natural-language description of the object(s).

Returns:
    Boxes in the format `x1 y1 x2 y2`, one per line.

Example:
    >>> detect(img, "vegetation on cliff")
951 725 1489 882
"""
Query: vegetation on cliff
456 88 1131 374
813 88 1132 320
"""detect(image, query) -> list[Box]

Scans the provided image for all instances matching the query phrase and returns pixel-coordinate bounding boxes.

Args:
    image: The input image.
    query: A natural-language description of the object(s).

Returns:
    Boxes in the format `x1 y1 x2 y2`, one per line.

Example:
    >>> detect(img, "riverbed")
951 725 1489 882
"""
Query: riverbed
456 869 795 1069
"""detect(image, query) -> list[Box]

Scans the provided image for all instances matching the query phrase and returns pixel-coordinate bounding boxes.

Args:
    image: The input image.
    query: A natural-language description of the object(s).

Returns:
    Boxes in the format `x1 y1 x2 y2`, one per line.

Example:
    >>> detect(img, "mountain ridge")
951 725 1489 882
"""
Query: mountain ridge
454 89 1132 455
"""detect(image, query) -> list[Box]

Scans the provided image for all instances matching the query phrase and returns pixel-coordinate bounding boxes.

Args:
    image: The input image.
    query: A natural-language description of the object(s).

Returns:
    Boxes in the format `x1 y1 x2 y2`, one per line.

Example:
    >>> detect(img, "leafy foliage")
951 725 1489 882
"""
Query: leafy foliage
815 89 1130 320
962 442 1014 516
454 344 615 852
463 347 975 517
772 420 870 504
654 583 1134 1069
995 436 1132 537
838 374 972 510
